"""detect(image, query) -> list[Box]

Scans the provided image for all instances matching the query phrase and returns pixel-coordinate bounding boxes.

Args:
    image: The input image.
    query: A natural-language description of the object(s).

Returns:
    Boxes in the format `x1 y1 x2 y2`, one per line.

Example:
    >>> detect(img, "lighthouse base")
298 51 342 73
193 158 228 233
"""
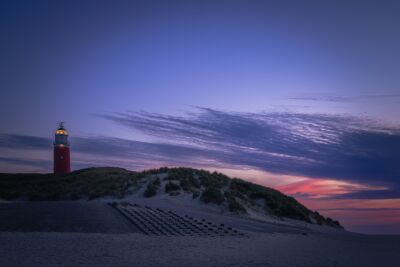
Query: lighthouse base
54 146 71 174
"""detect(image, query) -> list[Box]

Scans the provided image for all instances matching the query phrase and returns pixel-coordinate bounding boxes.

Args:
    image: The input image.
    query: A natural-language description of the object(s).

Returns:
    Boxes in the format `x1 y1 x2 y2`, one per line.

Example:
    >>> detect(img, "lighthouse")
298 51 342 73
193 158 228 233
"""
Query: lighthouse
53 122 71 174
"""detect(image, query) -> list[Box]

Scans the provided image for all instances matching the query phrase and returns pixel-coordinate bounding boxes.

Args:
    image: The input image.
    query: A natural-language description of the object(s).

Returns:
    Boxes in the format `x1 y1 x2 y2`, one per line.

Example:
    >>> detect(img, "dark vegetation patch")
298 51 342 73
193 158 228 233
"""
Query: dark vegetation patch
143 177 160 197
0 167 143 201
165 181 180 193
224 191 246 213
201 187 224 204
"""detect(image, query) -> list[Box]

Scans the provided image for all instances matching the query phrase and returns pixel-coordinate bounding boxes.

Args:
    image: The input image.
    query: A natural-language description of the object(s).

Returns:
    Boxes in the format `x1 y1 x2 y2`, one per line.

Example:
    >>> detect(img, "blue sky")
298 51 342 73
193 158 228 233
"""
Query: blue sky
1 0 400 234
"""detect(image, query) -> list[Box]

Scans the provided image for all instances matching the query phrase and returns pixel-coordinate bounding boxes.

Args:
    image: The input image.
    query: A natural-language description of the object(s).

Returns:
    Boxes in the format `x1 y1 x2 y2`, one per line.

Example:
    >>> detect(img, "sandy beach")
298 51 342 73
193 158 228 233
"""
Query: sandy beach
0 201 399 267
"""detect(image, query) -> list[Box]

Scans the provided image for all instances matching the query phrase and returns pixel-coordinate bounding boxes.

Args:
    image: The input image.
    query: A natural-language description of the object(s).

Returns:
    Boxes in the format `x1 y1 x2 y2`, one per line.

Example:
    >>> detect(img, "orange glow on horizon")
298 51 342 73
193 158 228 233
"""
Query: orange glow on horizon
278 178 388 199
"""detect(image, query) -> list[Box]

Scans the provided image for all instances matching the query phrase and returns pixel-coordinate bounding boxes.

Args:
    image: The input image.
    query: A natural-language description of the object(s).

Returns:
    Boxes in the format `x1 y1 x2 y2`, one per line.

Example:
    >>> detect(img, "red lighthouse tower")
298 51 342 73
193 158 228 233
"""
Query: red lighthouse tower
54 122 71 174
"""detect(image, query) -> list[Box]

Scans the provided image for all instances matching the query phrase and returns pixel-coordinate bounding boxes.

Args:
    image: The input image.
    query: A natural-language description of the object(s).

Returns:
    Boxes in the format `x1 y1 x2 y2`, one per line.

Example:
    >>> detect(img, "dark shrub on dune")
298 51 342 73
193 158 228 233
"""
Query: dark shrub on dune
144 177 160 197
201 187 224 204
0 167 141 201
165 181 180 192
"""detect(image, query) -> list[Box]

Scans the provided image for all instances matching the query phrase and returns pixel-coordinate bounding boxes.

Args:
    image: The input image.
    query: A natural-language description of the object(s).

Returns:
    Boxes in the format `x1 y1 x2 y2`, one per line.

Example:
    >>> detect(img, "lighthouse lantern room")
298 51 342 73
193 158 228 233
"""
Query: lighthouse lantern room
54 122 71 174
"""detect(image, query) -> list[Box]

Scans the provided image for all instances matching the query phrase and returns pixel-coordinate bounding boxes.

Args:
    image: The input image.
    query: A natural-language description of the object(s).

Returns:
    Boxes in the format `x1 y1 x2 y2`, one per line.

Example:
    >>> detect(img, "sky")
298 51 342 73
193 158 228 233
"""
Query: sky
1 0 400 234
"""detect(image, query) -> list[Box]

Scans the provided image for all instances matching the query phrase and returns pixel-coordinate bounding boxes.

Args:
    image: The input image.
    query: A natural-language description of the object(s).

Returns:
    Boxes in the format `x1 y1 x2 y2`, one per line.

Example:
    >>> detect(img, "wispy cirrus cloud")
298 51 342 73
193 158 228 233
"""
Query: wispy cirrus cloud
0 156 51 170
0 134 51 150
288 94 400 103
